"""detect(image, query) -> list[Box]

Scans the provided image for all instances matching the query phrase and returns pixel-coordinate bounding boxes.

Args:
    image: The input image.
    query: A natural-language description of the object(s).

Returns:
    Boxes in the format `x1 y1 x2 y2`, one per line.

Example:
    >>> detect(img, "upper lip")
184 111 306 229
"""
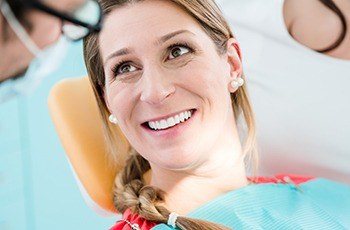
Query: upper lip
141 108 196 124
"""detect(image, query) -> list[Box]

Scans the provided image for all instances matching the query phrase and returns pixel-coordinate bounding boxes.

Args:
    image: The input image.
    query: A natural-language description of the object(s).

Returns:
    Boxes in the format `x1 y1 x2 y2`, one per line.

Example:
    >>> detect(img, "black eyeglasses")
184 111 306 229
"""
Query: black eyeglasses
23 0 103 41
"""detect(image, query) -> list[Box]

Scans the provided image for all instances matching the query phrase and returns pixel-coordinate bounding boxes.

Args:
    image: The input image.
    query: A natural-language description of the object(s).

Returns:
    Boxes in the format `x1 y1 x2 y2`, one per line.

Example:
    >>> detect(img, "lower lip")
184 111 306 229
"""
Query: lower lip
141 110 197 139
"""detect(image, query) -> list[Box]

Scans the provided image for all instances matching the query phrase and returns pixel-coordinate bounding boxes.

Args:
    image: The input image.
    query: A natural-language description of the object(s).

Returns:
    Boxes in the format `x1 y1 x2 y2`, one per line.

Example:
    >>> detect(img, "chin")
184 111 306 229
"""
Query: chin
151 148 203 171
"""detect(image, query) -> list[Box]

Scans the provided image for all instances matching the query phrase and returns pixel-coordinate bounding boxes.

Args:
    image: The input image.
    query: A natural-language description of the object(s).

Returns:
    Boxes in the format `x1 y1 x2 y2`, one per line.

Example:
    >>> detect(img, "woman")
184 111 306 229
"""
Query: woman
83 0 350 229
215 0 350 183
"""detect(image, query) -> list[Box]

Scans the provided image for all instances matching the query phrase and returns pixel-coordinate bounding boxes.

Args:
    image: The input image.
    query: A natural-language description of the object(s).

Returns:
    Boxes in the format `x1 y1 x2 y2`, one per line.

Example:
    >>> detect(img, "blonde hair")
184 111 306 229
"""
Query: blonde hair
83 0 257 229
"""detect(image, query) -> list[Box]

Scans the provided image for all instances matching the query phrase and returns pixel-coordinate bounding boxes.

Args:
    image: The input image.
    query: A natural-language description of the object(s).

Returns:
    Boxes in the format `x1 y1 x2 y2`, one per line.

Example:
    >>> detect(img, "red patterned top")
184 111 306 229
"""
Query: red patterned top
110 174 314 230
110 208 157 230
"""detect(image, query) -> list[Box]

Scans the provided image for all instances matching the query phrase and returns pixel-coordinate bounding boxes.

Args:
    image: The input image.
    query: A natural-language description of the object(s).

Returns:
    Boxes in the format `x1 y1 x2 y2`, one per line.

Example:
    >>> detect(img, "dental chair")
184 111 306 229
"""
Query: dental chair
48 77 130 216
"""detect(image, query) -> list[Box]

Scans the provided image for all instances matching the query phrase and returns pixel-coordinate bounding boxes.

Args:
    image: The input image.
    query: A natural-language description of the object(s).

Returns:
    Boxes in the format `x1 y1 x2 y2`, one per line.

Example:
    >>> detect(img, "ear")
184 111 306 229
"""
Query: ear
225 38 243 92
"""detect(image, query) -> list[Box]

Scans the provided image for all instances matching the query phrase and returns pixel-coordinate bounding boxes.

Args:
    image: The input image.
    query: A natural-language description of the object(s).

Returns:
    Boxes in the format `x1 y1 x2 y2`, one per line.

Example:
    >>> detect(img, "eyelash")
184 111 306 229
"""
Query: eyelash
167 42 195 59
111 60 133 77
111 42 195 77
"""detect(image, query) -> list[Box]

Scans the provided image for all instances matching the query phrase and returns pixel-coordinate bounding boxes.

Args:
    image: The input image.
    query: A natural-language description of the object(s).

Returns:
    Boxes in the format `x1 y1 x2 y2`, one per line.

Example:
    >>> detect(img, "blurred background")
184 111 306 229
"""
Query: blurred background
0 41 115 229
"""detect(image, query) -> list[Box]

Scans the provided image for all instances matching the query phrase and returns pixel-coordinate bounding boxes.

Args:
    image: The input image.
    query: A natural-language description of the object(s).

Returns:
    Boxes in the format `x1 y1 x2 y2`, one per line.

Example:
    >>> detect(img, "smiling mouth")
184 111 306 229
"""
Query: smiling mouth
142 109 197 131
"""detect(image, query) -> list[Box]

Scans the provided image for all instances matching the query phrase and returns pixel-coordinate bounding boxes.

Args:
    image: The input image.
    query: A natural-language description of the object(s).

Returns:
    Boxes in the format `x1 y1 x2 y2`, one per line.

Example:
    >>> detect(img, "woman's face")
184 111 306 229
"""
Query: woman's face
100 0 242 170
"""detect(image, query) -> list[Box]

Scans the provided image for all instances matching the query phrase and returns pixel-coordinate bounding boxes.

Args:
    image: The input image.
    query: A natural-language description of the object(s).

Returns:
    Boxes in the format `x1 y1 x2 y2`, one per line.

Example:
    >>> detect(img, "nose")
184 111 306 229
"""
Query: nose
139 66 176 105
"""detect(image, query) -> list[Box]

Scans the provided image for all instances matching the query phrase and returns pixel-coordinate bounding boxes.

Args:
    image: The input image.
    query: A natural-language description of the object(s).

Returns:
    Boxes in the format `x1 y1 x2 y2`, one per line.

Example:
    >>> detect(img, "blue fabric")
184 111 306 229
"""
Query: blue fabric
152 179 350 229
0 41 115 229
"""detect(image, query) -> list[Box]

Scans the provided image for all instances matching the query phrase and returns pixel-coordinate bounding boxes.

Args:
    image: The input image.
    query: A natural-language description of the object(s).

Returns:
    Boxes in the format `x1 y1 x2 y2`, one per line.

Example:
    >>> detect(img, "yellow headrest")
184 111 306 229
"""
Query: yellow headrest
48 77 124 213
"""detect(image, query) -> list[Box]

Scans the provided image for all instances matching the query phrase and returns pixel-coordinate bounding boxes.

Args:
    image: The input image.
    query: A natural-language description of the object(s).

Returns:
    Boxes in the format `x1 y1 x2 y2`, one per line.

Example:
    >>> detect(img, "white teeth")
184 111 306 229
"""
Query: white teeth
160 120 167 129
184 112 189 120
167 117 176 126
179 113 185 122
156 121 161 130
147 110 194 131
174 115 180 124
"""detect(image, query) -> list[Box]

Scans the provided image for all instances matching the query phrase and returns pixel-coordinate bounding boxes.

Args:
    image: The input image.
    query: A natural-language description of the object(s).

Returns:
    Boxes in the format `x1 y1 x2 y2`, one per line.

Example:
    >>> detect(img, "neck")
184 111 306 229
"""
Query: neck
149 141 248 215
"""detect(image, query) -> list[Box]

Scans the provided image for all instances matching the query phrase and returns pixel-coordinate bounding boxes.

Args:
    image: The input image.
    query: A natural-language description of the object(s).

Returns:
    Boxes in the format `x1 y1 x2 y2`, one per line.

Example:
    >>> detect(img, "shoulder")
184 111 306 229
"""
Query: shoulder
283 0 344 51
301 178 350 226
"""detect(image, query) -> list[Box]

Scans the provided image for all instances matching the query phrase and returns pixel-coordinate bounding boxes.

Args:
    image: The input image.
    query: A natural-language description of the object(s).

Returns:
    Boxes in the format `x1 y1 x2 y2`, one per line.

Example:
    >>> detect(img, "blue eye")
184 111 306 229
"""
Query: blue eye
168 45 192 60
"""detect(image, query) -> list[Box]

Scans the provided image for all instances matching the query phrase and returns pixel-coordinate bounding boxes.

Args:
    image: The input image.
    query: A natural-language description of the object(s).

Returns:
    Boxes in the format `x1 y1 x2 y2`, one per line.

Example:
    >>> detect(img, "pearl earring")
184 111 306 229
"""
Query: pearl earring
230 77 245 89
109 114 118 124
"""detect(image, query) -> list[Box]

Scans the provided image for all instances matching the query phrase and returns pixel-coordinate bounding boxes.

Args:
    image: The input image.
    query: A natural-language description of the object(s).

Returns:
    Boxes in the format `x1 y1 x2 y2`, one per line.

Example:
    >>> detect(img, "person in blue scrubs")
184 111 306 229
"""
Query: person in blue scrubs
0 1 116 229
0 0 102 102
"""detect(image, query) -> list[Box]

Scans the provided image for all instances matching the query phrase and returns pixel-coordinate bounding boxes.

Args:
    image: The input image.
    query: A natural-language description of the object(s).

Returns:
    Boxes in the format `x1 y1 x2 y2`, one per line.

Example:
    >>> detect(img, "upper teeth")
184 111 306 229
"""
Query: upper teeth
148 110 192 130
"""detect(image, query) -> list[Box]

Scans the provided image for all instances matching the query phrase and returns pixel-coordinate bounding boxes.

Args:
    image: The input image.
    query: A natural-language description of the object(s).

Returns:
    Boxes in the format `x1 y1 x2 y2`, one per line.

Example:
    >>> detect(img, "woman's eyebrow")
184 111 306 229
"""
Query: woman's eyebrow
105 48 133 65
104 30 195 65
154 29 195 46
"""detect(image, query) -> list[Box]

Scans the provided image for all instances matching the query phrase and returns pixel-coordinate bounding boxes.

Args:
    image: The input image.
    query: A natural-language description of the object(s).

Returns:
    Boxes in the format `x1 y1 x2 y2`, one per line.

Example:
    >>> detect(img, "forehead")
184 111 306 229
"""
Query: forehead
99 0 205 59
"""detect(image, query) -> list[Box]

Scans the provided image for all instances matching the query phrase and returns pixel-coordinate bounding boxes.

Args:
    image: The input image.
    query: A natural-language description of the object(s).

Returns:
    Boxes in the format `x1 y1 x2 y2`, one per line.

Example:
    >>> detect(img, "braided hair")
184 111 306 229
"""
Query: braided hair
113 149 231 229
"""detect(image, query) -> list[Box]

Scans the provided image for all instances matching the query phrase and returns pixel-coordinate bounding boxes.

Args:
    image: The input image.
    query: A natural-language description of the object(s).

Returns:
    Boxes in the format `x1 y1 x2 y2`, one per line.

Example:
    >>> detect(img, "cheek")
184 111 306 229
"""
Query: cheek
106 82 134 120
178 58 228 97
106 83 143 147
